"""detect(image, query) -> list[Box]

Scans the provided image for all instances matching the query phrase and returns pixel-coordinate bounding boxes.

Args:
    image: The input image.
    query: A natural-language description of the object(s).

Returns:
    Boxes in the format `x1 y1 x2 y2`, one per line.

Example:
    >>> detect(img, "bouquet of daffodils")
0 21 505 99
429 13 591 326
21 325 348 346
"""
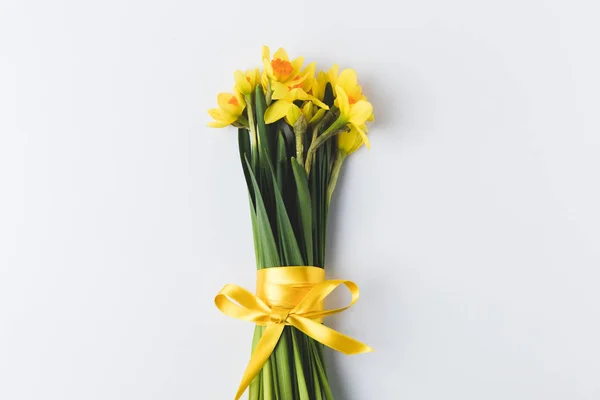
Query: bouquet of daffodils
209 46 374 400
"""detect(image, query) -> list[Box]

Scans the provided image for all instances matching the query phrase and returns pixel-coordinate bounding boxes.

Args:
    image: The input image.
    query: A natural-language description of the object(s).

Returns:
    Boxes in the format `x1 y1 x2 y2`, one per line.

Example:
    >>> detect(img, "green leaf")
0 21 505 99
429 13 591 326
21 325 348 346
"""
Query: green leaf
271 354 280 400
263 149 304 266
310 163 321 266
276 131 287 193
291 158 314 266
291 329 310 400
245 155 280 268
248 194 262 269
255 85 272 165
273 329 294 400
238 128 254 203
323 82 334 107
262 355 275 400
310 340 333 400
249 325 263 400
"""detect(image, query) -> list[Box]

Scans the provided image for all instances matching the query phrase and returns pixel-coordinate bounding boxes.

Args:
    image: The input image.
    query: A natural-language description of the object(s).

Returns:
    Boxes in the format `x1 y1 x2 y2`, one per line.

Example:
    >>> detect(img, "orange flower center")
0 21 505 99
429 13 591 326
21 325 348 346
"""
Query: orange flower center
271 58 293 81
348 96 358 105
228 96 240 107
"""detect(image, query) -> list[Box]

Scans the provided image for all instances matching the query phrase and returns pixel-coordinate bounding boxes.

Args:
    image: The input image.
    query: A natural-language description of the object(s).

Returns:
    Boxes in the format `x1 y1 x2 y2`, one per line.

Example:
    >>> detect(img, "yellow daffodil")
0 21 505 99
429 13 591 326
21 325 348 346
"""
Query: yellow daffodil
335 85 373 148
264 90 328 126
270 61 316 101
328 67 374 122
311 71 328 102
234 68 260 96
338 124 369 155
262 46 305 86
208 91 246 128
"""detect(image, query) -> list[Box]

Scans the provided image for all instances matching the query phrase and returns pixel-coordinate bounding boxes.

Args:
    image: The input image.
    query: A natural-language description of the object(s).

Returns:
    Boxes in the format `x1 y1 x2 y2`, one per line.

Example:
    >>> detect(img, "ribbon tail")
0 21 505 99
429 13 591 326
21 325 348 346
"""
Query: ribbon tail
289 315 373 355
234 324 285 400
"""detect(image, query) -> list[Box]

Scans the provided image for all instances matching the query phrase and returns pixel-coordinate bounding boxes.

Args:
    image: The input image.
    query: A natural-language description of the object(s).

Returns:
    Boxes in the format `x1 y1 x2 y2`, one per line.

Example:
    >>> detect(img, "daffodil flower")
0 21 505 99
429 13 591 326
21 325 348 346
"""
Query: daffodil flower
328 68 375 123
262 46 305 86
234 68 261 96
335 85 373 148
207 91 246 128
264 89 328 126
338 124 369 155
310 71 328 102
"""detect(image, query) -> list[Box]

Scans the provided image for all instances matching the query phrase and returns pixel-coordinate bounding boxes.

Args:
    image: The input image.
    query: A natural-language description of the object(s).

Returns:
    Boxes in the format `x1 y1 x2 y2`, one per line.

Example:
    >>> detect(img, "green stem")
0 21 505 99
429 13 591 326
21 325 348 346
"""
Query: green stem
308 342 323 400
291 329 310 400
327 151 347 205
263 355 275 400
249 325 263 400
245 95 259 170
294 127 305 166
310 340 334 400
305 117 347 176
273 328 294 399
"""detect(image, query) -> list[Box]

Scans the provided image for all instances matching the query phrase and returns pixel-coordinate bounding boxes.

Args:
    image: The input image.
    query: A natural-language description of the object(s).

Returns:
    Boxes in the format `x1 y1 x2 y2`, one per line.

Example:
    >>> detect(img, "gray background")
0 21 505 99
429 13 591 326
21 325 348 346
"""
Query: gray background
1 0 599 399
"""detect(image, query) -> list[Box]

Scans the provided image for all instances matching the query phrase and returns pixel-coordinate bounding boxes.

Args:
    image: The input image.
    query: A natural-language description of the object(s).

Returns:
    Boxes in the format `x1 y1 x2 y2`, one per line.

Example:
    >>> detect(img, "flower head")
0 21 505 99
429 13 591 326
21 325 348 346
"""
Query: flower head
234 68 260 96
335 85 373 148
262 46 305 84
207 91 246 128
338 124 369 155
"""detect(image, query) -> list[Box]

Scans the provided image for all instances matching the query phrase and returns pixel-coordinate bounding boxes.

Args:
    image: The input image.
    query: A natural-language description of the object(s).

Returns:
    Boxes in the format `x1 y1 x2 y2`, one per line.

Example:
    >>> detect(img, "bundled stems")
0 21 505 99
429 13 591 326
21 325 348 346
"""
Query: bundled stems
237 84 353 400
305 121 348 175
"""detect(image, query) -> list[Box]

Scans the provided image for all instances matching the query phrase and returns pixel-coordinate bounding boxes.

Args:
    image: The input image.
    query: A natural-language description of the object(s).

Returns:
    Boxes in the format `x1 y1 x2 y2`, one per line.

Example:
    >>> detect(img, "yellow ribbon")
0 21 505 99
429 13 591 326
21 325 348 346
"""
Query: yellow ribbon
214 266 373 400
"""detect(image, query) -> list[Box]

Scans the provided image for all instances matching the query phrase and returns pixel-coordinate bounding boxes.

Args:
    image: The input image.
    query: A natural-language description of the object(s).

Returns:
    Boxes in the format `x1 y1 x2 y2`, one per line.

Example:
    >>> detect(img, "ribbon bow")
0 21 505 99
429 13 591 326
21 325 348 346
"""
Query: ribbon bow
215 266 373 400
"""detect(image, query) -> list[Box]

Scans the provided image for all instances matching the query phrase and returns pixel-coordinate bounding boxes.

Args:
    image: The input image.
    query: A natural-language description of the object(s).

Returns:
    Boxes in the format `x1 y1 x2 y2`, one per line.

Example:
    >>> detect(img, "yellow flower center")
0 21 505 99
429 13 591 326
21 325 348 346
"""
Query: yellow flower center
271 58 294 81
228 96 240 107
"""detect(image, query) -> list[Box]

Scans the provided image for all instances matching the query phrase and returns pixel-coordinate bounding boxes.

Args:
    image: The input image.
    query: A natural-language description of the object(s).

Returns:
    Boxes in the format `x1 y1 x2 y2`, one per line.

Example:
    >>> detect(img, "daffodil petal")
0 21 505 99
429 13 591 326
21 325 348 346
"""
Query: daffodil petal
217 93 241 114
309 95 328 109
207 120 230 128
302 102 313 121
208 108 237 127
301 62 316 92
264 100 292 124
337 69 358 92
287 88 309 101
273 48 289 61
338 127 364 154
208 107 228 120
234 70 251 94
262 58 274 79
335 85 350 116
262 45 270 62
271 82 290 100
309 108 326 125
286 104 302 126
352 123 371 149
348 100 373 126
290 56 304 76
328 64 339 88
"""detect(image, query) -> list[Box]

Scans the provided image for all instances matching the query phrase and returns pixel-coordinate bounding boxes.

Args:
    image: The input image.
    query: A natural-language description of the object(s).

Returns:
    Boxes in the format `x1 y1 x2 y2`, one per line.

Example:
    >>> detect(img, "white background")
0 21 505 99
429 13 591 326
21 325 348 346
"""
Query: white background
1 0 599 399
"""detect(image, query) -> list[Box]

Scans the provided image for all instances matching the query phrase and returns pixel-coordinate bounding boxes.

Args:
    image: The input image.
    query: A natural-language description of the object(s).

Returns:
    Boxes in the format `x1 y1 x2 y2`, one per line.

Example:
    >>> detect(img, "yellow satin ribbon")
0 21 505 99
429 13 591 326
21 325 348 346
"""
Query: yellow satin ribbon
214 266 373 400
